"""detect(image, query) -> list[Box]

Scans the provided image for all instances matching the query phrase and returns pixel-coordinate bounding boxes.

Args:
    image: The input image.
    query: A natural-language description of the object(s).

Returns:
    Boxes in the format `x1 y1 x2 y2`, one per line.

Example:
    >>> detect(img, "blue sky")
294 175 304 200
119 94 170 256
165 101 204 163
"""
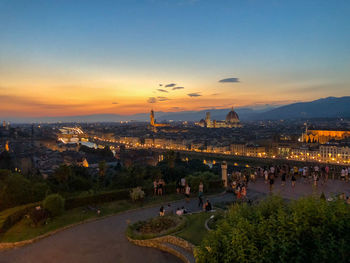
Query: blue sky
0 0 349 116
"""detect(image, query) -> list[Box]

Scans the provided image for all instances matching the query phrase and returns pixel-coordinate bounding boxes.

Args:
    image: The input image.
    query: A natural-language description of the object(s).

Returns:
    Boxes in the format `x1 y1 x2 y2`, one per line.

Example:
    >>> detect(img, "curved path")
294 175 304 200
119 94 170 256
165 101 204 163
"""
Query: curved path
0 192 240 263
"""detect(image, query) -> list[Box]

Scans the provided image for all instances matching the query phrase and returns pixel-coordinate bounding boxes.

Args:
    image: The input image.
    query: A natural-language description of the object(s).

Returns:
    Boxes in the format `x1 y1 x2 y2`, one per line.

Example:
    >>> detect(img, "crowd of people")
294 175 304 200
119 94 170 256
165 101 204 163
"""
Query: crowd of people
157 163 349 216
229 164 350 199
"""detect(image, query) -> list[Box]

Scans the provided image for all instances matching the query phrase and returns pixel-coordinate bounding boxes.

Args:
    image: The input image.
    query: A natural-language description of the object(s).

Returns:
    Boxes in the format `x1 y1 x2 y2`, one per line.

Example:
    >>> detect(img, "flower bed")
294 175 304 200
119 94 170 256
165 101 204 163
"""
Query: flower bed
127 215 186 240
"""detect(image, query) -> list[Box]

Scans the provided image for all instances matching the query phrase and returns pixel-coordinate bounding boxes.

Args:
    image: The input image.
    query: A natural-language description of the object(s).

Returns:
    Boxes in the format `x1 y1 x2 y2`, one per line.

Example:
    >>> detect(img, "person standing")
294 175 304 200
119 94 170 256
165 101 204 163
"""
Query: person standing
185 184 191 203
198 191 204 208
291 173 296 188
181 177 186 193
281 171 286 186
325 165 329 183
264 169 269 184
153 179 158 196
269 173 274 192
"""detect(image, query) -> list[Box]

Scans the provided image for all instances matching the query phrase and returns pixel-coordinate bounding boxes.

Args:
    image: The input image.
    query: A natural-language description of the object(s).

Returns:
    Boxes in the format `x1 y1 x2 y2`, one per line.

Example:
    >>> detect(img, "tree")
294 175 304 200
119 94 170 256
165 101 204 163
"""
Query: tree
0 173 32 210
54 165 72 183
98 160 107 177
196 196 350 263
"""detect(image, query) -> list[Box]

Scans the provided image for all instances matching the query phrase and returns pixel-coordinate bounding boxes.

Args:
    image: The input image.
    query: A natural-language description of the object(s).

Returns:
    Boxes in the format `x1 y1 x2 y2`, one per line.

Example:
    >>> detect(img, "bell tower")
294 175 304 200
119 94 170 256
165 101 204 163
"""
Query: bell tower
150 109 155 126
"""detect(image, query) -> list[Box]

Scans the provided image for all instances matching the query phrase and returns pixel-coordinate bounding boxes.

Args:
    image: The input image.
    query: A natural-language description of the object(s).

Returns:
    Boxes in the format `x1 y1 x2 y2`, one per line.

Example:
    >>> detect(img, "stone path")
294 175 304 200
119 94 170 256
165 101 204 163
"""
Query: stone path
0 178 348 263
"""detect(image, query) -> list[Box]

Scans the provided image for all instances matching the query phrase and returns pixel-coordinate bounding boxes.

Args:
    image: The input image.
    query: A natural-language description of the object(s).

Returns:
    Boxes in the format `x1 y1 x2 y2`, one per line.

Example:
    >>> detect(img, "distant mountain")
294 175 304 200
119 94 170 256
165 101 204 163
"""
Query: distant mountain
0 107 275 123
156 107 273 122
2 96 349 123
255 96 350 120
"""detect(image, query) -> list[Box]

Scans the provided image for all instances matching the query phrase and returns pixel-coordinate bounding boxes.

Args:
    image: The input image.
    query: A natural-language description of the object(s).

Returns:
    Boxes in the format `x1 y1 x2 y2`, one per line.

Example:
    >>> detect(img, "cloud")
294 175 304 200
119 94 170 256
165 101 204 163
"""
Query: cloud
157 89 169 93
187 92 201 97
172 86 184 90
159 84 163 86
170 107 182 110
157 96 170 101
112 102 118 104
147 97 157 103
219 78 240 83
165 83 176 87
211 93 220 96
0 95 89 109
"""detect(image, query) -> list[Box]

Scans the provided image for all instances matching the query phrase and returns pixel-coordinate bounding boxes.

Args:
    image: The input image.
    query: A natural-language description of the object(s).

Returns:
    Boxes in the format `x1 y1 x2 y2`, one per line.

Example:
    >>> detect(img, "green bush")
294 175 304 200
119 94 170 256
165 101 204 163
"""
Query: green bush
196 196 350 263
31 182 50 202
130 187 145 201
43 194 65 217
65 189 130 210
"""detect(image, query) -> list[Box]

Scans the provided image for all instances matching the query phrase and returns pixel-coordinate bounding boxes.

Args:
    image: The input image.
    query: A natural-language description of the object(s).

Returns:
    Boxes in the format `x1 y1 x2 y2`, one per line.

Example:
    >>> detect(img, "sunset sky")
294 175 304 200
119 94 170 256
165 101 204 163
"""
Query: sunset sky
0 0 349 117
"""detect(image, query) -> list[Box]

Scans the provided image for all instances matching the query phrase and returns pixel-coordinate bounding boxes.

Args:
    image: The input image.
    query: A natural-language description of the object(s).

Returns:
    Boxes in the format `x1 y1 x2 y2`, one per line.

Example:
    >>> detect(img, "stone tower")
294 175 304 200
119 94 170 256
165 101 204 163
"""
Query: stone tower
150 109 155 126
205 112 211 127
221 161 228 187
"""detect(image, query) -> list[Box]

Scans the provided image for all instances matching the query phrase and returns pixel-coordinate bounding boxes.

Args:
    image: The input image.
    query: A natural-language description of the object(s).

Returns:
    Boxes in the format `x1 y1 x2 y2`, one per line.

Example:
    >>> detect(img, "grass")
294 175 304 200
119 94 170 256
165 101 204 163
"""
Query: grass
176 212 214 245
0 193 185 243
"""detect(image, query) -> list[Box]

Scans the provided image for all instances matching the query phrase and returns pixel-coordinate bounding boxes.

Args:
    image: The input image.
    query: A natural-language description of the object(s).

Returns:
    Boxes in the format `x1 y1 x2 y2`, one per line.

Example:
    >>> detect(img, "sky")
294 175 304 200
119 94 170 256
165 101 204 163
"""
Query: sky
0 0 349 117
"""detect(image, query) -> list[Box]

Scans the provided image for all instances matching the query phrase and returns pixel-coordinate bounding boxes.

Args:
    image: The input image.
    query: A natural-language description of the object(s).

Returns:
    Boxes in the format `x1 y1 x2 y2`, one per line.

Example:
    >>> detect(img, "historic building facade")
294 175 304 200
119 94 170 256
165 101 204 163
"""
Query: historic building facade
197 107 242 128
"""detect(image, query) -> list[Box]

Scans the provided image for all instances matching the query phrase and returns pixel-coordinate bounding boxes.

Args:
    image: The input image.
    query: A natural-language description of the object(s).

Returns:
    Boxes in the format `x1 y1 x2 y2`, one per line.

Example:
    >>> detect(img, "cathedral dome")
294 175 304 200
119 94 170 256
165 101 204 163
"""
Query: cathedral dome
226 107 239 123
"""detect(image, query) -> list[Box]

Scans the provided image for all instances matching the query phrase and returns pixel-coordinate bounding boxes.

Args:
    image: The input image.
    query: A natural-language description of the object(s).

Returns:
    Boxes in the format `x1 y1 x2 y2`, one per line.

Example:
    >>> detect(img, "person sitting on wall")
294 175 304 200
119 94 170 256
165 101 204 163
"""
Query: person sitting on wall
176 207 183 216
204 200 212 212
159 206 165 216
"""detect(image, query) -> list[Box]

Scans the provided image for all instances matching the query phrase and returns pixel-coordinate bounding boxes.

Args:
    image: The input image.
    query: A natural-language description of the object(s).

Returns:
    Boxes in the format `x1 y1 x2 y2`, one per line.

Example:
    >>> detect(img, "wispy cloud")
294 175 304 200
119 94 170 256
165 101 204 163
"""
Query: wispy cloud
165 83 176 88
157 88 169 93
170 107 182 110
157 96 170 101
147 97 157 103
219 77 240 83
0 95 89 110
172 86 184 90
187 92 201 97
112 102 118 104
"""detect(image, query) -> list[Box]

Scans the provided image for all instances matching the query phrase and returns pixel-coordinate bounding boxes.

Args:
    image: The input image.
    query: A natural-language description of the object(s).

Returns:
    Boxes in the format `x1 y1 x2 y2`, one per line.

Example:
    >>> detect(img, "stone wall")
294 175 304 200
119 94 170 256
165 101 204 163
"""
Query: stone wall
127 235 195 263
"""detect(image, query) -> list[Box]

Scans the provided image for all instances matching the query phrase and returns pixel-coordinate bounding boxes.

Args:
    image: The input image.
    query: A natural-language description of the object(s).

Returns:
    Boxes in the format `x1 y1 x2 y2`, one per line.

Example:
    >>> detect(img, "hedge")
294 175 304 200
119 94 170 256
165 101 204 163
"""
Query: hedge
65 188 130 210
0 202 40 234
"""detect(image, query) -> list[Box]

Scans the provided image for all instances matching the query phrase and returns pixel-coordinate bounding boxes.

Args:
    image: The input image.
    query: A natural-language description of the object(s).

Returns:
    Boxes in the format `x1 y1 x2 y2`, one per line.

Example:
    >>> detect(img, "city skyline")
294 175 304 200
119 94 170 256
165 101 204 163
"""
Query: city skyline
1 0 350 117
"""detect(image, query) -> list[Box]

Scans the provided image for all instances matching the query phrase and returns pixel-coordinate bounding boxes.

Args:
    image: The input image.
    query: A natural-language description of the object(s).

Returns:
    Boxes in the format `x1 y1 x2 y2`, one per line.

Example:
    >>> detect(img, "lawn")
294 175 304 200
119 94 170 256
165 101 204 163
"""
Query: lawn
0 193 184 243
176 212 214 245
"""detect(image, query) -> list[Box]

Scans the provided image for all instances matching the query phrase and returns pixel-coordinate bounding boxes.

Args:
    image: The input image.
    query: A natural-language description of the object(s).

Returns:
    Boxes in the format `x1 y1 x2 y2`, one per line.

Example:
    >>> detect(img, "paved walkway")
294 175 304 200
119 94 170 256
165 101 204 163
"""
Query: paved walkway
0 179 348 263
248 177 350 200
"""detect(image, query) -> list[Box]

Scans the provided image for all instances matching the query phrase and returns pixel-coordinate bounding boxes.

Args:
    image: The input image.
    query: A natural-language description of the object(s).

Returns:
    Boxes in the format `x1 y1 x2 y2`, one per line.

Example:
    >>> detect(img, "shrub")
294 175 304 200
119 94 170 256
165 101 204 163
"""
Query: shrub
65 189 130 210
196 196 350 263
31 182 50 202
130 187 145 201
43 194 65 217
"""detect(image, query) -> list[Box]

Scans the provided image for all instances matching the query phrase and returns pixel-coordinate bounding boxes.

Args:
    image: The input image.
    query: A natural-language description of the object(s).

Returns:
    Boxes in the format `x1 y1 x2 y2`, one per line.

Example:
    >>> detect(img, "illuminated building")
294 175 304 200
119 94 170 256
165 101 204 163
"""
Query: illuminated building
197 107 242 128
302 129 350 144
149 110 169 129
